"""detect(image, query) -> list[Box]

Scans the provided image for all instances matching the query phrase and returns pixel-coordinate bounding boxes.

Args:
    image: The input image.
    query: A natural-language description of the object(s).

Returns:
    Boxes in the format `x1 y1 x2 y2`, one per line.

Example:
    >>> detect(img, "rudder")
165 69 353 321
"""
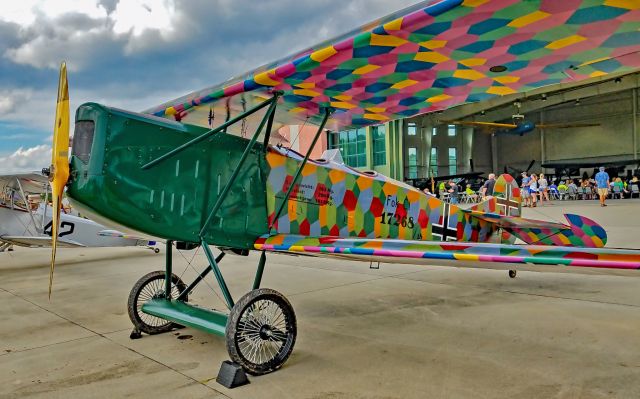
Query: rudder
492 174 522 217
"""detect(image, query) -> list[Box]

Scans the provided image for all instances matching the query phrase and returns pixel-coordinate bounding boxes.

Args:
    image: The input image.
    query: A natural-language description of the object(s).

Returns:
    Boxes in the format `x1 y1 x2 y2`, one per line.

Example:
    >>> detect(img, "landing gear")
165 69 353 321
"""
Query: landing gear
508 270 517 279
127 271 188 335
154 247 160 254
226 288 297 375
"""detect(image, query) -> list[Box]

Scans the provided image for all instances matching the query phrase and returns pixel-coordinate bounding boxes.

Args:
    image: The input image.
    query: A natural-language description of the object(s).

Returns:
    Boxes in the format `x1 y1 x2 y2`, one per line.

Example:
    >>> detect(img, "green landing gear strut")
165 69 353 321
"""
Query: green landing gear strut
127 242 297 375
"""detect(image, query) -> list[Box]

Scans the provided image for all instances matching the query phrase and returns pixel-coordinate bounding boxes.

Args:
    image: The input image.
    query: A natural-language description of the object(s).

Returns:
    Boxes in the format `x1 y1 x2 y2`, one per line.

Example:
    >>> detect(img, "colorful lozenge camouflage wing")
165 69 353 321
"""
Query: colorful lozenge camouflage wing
147 0 640 131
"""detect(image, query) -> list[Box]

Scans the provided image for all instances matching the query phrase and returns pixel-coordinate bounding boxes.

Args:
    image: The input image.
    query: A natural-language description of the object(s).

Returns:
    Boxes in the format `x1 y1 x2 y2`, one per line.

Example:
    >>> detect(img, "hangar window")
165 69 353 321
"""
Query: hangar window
448 147 457 175
372 125 386 166
447 124 456 137
335 128 367 168
407 122 417 136
408 147 418 179
432 127 437 136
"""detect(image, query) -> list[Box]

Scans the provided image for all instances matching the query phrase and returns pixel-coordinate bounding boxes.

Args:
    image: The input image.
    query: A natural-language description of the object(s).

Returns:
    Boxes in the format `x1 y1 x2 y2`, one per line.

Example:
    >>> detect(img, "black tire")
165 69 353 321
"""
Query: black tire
127 271 188 335
154 248 160 254
509 270 517 279
226 288 297 375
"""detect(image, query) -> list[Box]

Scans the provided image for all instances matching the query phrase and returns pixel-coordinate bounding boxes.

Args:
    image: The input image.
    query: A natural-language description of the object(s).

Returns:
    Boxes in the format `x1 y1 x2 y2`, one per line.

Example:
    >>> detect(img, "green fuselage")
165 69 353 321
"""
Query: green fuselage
69 103 270 249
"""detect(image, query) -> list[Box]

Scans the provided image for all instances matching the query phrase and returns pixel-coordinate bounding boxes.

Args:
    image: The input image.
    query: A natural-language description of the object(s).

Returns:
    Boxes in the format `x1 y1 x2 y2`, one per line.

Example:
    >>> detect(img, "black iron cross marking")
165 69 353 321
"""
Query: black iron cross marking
208 108 214 127
496 186 519 216
431 202 457 241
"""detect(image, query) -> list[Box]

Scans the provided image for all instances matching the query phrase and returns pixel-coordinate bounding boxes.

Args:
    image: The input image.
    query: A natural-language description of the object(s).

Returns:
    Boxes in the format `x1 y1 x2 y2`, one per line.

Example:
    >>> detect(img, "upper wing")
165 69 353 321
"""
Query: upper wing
255 234 640 271
146 0 640 132
0 173 49 194
536 122 601 129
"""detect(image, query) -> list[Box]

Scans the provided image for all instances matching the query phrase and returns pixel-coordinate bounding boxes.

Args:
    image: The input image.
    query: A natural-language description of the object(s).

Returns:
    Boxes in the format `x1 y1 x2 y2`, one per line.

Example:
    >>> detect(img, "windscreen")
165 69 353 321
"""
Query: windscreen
71 121 95 163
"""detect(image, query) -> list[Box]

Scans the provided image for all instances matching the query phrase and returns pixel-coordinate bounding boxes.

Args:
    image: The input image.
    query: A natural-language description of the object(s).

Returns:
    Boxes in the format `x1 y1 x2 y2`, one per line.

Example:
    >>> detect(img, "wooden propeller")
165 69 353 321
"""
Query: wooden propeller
47 62 70 299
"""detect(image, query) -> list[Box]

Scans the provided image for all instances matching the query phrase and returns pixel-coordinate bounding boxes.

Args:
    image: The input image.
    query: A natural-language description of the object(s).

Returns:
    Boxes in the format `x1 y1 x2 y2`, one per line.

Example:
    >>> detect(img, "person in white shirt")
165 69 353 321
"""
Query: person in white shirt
538 173 550 204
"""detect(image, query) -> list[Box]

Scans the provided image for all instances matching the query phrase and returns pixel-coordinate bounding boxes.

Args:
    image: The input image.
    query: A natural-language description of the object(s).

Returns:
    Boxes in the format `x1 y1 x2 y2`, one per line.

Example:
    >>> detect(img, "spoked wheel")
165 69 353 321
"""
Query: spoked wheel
226 288 297 375
127 271 188 335
509 270 517 279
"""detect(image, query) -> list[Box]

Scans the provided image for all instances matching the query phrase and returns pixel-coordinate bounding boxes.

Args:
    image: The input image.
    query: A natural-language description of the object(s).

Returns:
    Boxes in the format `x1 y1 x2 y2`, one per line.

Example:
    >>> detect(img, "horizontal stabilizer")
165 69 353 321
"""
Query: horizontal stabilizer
467 213 607 248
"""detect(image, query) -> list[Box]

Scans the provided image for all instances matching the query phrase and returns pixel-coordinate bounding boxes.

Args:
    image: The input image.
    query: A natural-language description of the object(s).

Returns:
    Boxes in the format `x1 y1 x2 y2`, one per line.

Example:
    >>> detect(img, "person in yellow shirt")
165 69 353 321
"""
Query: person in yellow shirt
465 184 478 202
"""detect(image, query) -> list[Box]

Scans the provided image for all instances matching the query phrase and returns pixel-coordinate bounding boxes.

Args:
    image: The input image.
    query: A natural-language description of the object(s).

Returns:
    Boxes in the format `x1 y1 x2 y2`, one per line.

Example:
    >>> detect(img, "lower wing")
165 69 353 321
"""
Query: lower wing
255 235 640 272
98 230 157 246
0 236 85 248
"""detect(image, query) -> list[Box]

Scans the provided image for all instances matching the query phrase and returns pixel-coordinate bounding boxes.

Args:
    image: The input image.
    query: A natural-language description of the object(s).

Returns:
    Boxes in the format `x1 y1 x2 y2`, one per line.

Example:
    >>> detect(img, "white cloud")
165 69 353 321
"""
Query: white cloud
1 0 108 26
0 89 33 116
0 144 51 173
3 0 180 70
112 0 175 37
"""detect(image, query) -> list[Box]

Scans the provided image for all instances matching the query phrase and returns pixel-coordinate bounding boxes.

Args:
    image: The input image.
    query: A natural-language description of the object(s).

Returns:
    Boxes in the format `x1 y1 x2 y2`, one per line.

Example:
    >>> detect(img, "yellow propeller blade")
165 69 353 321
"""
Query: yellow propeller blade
49 62 70 299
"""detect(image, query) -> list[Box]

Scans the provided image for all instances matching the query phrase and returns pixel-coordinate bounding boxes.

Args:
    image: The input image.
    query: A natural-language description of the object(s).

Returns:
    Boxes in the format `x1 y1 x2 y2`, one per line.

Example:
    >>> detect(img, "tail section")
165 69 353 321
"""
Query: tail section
464 174 607 248
467 173 521 217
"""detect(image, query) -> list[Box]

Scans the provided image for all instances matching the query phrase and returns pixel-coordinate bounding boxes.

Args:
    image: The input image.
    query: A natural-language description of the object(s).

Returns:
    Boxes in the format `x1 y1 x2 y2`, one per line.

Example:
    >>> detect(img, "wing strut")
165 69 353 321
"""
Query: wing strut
142 92 282 170
14 177 38 235
198 93 281 237
269 107 332 230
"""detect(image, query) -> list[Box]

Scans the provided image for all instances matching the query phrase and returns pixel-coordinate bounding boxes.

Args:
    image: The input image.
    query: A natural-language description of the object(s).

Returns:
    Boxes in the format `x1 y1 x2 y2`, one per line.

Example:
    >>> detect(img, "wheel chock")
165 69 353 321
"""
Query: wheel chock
129 329 142 340
216 360 249 388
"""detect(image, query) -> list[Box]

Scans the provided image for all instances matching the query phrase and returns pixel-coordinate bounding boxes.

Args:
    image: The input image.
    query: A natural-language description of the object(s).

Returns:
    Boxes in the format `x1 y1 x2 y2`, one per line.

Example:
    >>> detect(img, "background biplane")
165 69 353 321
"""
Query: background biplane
440 102 600 136
0 173 158 251
44 0 640 377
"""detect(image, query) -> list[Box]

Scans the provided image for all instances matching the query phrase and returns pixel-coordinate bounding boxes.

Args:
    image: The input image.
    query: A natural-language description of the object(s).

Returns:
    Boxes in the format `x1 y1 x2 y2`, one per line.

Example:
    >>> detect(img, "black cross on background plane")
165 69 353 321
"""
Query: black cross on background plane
431 202 458 241
496 186 519 217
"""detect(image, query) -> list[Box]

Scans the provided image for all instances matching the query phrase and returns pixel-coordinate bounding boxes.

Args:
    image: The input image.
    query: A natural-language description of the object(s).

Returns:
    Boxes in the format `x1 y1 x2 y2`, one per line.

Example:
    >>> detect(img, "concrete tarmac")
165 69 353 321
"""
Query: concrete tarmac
1 200 639 398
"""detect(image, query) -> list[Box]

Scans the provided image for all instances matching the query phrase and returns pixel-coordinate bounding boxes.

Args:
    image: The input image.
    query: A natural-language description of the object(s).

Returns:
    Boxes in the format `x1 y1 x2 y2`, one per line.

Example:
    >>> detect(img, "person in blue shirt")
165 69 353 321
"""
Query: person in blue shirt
521 172 531 207
595 166 610 207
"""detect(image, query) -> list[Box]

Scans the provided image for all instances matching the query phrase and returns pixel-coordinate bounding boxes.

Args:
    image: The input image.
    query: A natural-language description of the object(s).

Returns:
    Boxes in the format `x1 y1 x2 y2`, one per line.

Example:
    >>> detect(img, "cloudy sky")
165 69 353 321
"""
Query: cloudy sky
0 0 418 172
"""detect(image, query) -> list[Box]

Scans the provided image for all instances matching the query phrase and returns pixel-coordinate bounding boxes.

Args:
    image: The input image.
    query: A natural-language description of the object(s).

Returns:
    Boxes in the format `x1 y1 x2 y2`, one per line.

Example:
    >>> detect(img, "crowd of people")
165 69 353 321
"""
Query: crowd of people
425 169 640 207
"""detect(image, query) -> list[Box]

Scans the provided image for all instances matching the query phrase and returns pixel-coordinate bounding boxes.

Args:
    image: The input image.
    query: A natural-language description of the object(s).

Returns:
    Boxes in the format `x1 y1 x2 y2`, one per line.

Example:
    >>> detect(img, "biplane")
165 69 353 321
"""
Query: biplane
44 0 640 376
0 173 158 251
440 102 600 136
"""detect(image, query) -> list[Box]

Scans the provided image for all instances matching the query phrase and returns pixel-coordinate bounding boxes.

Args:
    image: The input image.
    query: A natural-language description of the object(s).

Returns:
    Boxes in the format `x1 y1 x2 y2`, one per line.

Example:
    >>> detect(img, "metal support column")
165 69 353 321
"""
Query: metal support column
270 108 332 228
540 110 546 168
165 240 173 298
491 134 498 174
633 88 638 160
201 241 234 309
